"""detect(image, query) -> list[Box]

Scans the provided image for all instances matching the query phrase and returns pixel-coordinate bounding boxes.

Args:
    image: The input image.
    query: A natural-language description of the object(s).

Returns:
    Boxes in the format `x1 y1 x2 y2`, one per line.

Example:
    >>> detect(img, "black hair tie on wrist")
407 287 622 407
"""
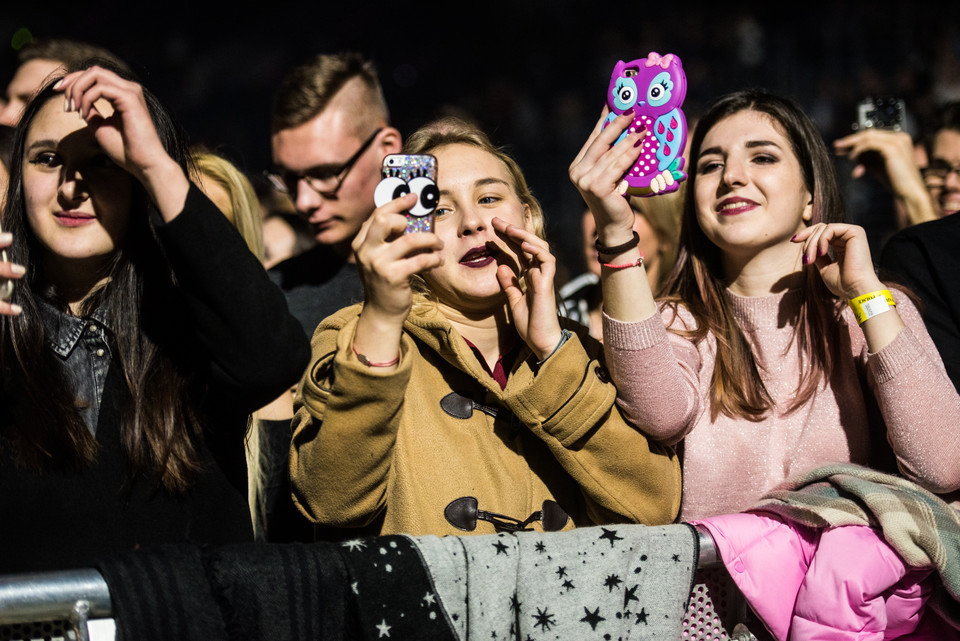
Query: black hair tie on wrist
595 231 640 256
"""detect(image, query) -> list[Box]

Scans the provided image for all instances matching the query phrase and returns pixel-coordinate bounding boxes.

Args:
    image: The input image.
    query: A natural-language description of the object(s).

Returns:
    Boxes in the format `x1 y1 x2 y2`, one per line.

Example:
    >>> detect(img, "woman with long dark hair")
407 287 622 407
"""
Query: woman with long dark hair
0 64 309 571
570 89 960 520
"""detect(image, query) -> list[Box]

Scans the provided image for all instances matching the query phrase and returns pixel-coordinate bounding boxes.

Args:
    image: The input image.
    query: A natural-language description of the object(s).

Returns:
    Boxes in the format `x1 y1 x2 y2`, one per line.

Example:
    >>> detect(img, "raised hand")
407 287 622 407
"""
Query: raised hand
833 128 936 226
54 66 189 220
351 193 444 367
792 222 884 299
0 232 24 315
569 108 646 245
491 216 563 361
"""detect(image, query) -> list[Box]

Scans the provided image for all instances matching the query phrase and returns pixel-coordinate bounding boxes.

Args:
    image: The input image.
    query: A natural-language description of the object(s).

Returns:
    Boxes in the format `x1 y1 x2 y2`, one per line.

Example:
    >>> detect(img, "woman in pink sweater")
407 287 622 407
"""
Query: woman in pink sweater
569 90 960 520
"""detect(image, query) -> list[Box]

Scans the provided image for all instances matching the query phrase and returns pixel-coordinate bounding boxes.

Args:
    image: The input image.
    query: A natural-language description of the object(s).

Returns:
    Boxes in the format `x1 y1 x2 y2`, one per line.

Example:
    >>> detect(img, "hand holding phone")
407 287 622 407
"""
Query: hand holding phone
601 52 688 197
374 154 439 233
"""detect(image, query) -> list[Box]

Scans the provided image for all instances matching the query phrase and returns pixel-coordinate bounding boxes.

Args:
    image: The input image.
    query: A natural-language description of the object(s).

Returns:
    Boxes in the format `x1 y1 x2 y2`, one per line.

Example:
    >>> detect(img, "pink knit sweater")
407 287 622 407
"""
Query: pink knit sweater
603 288 960 521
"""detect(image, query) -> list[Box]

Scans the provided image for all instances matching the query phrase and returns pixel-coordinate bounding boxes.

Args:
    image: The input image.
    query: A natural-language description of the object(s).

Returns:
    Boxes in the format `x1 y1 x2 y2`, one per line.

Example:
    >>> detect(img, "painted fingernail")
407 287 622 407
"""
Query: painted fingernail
0 232 11 243
53 79 63 90
10 304 21 315
802 254 809 265
791 234 797 241
10 264 25 275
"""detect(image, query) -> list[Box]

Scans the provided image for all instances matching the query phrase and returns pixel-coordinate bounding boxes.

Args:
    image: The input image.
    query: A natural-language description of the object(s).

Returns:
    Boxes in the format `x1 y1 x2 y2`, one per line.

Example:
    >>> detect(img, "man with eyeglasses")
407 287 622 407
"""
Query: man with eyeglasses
259 53 401 544
880 102 960 393
266 52 402 336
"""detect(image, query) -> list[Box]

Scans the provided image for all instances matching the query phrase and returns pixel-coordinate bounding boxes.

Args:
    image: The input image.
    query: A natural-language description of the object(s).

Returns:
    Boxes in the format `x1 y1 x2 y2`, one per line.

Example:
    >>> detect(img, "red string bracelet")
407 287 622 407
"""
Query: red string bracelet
352 343 400 368
599 254 644 270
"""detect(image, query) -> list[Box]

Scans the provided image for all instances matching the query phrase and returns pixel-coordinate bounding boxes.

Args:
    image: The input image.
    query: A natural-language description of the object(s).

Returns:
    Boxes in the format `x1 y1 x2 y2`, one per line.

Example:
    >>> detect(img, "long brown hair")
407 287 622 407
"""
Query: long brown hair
0 66 205 492
660 90 846 420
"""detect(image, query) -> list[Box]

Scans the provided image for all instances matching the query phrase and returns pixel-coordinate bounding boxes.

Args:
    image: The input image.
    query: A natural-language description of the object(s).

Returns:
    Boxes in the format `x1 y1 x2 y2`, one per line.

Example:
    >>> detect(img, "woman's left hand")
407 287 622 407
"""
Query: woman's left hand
492 217 564 361
792 223 884 299
55 66 189 220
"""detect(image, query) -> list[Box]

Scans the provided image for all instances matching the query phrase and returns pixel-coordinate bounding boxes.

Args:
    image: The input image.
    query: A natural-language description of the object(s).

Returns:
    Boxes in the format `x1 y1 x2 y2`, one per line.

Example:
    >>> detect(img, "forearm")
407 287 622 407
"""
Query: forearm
896 186 938 227
602 311 701 442
595 228 658 322
508 332 682 525
866 307 960 493
290 321 410 525
136 156 191 223
155 184 310 406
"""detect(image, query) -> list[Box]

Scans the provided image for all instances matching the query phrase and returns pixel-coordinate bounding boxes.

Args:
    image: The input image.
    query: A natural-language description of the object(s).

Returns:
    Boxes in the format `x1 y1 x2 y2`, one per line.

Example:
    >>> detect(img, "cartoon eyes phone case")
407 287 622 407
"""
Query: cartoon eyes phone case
374 154 439 233
602 52 688 198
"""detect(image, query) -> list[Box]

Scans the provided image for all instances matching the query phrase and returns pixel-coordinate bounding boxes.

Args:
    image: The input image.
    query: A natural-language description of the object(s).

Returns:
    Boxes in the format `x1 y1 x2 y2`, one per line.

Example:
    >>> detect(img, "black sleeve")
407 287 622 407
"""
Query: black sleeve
150 184 311 412
880 228 960 393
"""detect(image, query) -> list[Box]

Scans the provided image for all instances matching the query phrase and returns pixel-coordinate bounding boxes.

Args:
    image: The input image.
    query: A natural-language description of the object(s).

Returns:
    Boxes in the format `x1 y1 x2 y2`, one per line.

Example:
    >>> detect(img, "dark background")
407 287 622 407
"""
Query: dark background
3 1 959 279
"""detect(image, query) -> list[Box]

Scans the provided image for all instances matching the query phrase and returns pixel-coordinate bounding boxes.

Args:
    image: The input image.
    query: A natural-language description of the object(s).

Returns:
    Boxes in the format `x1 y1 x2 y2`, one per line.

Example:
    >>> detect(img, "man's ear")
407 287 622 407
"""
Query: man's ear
378 126 403 156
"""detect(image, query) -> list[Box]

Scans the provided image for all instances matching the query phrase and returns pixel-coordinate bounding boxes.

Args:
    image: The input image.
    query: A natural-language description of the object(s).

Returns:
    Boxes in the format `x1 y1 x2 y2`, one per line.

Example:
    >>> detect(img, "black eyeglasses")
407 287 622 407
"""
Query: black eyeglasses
444 497 570 533
921 159 960 185
265 127 384 198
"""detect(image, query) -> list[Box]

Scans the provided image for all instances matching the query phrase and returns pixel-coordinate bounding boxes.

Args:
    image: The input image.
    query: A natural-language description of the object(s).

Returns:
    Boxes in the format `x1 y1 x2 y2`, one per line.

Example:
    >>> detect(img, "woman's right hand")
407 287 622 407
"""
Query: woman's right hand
0 232 25 316
350 193 443 366
568 109 646 245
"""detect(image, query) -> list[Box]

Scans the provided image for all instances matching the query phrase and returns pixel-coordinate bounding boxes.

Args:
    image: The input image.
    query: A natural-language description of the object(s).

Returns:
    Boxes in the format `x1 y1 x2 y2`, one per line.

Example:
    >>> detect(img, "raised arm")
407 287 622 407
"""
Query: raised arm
569 109 701 442
55 66 190 221
290 195 443 525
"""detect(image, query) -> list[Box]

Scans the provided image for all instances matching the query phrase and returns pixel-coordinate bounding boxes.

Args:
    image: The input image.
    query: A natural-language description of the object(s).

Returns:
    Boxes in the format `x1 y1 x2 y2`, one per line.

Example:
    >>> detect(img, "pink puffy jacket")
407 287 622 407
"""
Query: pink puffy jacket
693 512 959 640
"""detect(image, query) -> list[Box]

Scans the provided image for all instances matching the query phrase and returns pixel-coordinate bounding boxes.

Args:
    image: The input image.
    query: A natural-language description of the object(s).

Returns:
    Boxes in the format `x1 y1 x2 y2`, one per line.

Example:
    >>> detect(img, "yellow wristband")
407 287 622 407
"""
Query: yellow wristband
848 289 896 325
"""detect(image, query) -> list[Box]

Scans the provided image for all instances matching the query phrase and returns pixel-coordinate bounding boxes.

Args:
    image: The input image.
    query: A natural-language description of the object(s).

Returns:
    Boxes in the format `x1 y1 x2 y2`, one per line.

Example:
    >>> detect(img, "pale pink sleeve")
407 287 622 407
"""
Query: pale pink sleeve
601 306 705 444
864 292 960 493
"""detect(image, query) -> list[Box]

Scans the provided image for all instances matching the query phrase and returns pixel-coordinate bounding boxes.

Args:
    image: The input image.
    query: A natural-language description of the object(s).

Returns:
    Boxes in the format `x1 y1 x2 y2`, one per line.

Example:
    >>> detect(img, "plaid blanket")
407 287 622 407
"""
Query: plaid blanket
751 463 960 627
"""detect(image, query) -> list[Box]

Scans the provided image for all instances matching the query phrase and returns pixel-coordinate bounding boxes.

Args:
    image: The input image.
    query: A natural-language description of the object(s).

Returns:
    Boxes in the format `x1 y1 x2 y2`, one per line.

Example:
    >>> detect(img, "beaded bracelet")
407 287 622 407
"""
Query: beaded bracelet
595 231 640 256
352 343 400 368
848 289 896 325
599 254 644 270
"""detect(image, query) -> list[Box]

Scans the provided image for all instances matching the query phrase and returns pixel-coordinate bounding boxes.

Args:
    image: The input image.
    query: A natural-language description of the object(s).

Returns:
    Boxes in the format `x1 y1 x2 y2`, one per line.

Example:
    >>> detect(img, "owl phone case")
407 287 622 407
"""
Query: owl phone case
374 154 439 234
602 52 688 197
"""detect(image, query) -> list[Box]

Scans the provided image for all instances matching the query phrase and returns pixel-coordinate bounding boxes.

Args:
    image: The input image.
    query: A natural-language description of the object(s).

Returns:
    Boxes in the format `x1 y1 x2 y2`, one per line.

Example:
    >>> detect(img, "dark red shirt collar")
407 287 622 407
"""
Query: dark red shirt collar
462 338 519 391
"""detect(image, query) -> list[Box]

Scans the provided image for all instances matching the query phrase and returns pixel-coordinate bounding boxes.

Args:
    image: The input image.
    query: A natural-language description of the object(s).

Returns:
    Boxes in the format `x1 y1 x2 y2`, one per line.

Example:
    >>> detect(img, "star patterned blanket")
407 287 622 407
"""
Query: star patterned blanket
409 523 699 640
94 524 698 640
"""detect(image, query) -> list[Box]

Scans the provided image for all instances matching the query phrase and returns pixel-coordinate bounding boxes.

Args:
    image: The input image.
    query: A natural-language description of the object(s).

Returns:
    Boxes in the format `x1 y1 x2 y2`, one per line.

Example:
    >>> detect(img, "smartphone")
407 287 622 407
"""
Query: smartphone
374 154 439 234
0 223 12 301
854 97 905 132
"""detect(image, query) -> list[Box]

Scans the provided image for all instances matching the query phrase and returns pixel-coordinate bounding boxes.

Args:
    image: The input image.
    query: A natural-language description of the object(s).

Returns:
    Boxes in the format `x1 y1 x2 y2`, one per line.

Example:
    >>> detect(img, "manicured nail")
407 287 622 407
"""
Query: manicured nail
53 79 63 90
10 264 24 275
791 234 797 241
10 304 21 315
802 254 809 265
0 232 11 243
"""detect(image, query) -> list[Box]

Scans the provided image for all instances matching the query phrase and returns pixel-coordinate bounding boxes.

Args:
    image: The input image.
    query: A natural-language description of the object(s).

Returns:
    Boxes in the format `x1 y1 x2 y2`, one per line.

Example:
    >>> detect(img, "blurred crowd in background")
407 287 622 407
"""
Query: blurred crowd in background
3 1 959 278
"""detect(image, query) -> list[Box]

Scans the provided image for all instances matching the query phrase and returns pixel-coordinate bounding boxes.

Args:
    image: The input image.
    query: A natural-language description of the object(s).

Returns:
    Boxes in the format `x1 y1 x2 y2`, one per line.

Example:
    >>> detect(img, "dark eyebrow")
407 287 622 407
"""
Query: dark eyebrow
25 139 58 152
698 140 783 160
439 177 510 197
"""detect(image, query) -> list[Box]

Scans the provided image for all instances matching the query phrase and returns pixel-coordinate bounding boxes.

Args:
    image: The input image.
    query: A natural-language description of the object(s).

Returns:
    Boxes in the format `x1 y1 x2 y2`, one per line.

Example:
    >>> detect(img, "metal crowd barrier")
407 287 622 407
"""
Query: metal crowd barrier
0 526 757 641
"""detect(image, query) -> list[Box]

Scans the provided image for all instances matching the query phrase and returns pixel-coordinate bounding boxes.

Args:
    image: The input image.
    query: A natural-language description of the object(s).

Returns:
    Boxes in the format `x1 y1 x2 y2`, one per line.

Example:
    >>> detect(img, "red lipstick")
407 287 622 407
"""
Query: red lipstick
54 211 96 227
